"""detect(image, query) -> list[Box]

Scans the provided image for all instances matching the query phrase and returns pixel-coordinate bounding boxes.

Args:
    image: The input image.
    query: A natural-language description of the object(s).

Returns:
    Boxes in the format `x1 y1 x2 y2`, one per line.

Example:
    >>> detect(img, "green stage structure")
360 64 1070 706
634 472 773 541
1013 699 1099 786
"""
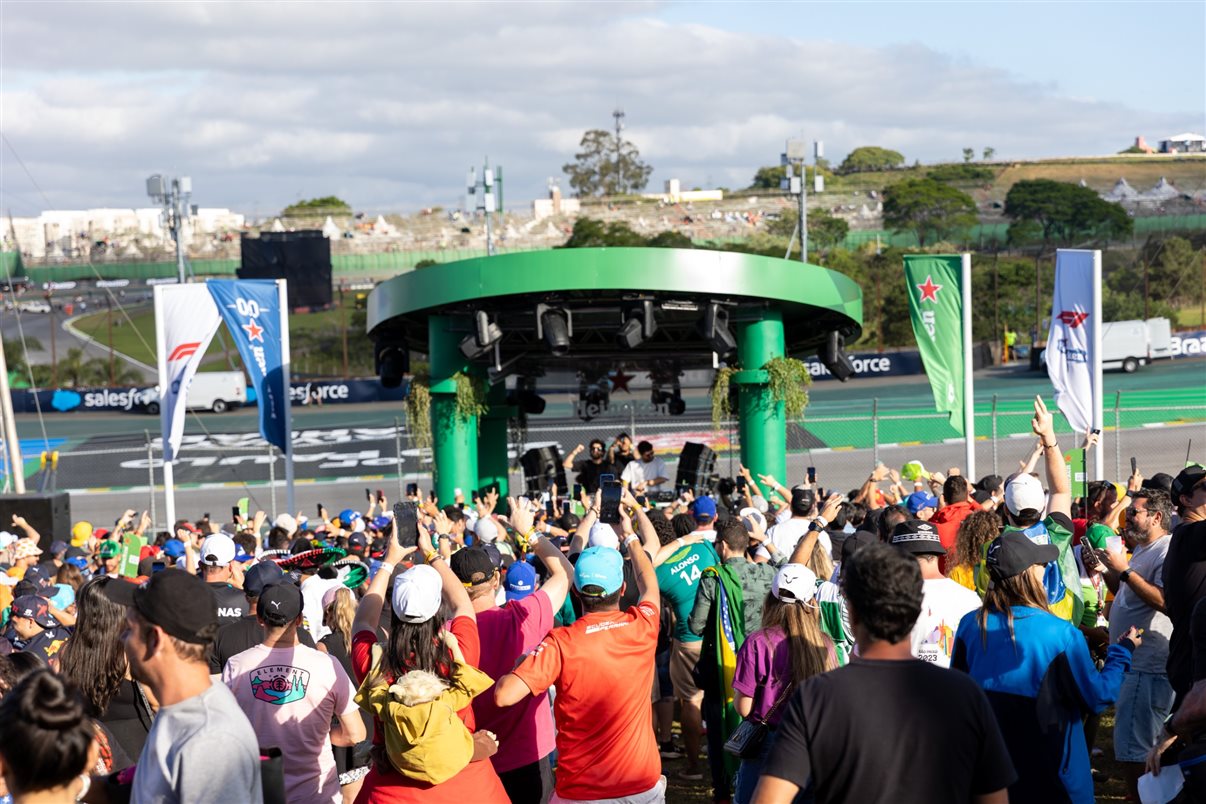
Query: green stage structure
366 248 862 505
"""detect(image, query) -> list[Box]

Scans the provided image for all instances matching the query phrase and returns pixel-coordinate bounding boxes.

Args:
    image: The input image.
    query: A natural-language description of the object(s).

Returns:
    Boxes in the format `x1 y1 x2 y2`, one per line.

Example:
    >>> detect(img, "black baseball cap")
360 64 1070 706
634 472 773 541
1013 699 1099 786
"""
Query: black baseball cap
890 520 946 556
243 561 286 598
103 571 219 645
790 486 816 516
1172 465 1206 503
985 532 1059 581
450 547 497 587
258 582 303 627
1142 472 1174 493
840 530 878 563
974 474 1004 494
347 532 368 557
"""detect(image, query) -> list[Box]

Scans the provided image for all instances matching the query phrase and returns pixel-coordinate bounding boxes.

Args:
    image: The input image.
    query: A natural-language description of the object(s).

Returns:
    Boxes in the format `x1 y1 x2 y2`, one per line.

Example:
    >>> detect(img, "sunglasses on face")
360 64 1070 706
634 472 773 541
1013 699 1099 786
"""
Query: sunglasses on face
1125 507 1148 517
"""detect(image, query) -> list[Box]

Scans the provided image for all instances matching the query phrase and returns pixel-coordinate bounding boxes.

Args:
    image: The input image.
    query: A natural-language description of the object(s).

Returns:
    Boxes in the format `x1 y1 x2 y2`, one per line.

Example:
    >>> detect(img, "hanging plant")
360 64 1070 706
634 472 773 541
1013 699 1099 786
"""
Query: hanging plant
452 371 490 425
404 371 432 451
764 356 811 421
710 366 736 430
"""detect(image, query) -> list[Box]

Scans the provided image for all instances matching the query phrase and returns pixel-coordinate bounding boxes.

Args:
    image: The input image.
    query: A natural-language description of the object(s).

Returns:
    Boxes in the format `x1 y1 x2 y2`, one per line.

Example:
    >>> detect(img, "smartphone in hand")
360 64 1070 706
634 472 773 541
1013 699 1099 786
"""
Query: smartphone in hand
807 466 817 484
599 480 623 524
393 502 420 548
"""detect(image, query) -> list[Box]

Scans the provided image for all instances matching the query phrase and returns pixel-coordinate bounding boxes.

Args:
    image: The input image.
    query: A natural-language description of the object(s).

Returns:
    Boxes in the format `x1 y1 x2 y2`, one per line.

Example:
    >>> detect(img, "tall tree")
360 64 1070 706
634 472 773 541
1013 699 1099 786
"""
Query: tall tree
838 146 905 174
1004 179 1133 248
562 129 653 197
962 148 975 163
882 177 978 247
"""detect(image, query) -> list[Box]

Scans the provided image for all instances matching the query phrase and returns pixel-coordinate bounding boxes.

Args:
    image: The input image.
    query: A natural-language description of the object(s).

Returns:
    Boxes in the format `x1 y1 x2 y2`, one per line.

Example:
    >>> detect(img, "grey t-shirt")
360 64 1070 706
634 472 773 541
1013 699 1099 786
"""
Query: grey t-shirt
1108 534 1173 674
132 680 263 804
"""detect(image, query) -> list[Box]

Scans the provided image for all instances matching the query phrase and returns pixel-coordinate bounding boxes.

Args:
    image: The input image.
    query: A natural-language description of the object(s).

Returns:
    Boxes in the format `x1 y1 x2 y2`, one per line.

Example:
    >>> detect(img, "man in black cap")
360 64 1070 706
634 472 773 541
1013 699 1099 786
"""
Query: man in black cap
104 570 263 803
223 581 364 803
209 560 315 677
9 594 70 667
891 520 981 668
1162 463 1206 706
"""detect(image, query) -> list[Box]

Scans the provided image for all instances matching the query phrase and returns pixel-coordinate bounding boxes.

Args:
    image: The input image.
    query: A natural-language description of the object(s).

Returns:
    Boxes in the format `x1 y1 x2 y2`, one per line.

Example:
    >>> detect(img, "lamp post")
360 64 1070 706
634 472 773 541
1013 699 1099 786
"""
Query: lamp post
465 159 502 257
781 139 824 264
146 174 193 283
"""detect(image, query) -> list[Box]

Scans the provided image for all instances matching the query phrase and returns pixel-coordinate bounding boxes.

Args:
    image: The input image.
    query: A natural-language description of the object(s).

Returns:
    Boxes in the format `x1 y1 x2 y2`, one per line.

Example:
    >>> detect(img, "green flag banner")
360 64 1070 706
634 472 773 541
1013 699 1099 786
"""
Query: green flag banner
903 255 965 433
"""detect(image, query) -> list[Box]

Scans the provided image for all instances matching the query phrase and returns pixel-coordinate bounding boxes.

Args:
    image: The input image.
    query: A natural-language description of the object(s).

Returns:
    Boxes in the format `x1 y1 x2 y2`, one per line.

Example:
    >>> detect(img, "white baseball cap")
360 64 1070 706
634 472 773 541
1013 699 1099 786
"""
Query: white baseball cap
1004 473 1046 516
771 564 818 605
588 521 620 549
738 507 767 534
199 534 236 567
391 564 442 623
274 514 298 534
474 518 499 544
0 531 18 550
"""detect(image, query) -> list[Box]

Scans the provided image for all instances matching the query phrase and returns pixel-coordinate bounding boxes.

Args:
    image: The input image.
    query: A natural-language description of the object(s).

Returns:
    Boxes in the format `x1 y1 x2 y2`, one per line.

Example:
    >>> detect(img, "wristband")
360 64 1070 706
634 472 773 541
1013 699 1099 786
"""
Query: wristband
623 535 640 549
424 551 443 563
1042 441 1059 449
378 561 396 575
813 516 829 530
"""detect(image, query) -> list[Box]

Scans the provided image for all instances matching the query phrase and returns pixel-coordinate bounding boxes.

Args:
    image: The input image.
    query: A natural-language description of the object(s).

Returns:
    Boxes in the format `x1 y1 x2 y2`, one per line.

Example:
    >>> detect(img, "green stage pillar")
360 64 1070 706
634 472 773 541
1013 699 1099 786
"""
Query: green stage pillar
428 316 478 507
734 310 787 484
477 378 512 505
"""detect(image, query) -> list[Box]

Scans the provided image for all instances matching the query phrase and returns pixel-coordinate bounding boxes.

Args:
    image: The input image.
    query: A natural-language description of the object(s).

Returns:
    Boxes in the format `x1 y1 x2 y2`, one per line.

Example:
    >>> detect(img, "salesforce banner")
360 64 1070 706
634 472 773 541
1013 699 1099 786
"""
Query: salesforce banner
801 349 925 381
10 378 408 414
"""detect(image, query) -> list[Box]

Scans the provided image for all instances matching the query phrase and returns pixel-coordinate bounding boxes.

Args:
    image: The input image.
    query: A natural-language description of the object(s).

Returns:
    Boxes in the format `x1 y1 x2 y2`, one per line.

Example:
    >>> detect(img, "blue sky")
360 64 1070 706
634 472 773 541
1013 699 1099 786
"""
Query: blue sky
1 1 1202 215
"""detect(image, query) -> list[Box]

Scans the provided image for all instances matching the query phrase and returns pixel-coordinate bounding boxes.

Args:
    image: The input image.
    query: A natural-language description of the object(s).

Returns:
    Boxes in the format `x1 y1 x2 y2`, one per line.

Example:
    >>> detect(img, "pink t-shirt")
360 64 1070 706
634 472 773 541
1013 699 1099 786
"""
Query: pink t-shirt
223 642 358 803
472 590 557 773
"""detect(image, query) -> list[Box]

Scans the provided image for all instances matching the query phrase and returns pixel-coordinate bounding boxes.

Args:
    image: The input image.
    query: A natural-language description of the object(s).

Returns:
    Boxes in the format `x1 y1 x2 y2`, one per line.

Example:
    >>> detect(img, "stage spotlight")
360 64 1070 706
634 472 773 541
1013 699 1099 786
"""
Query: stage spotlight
459 310 503 359
697 302 736 357
821 330 856 382
376 344 410 389
537 304 571 356
651 389 686 416
616 301 657 349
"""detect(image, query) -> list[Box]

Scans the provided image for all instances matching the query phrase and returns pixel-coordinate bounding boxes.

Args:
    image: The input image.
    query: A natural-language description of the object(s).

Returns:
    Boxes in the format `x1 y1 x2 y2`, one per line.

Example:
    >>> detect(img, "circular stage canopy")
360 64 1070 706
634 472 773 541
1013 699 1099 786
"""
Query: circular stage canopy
367 247 862 378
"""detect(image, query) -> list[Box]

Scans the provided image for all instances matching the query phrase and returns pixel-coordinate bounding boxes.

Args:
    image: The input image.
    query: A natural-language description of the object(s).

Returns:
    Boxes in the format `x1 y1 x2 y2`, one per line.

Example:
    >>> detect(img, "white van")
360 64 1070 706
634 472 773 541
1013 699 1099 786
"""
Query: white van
1042 317 1172 373
141 371 248 414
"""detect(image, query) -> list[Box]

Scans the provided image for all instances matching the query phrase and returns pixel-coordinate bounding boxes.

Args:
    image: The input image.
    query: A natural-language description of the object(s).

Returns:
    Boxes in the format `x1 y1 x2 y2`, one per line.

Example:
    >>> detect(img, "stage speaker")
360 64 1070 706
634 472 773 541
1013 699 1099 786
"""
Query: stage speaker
520 447 567 494
675 442 717 497
0 493 71 553
239 230 334 310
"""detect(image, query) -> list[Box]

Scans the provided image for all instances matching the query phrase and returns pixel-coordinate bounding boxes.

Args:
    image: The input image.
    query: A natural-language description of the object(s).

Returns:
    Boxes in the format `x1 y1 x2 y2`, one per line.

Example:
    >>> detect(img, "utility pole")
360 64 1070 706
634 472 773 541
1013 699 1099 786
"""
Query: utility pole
613 108 626 196
146 175 192 284
465 160 500 256
781 139 824 264
339 284 349 378
47 288 57 386
107 294 115 385
1143 259 1150 321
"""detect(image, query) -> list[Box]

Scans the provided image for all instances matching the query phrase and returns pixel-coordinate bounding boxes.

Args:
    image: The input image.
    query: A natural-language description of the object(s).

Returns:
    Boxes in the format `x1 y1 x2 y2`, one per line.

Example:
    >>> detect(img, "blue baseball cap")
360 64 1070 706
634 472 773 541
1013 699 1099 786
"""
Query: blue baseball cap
505 561 537 602
574 546 624 596
690 496 717 521
161 538 186 559
49 583 75 612
905 492 939 514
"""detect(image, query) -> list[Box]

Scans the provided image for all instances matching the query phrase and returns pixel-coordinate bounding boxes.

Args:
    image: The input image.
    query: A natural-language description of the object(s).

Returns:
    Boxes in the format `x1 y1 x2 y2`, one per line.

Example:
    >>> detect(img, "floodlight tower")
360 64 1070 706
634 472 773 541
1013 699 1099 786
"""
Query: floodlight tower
466 159 502 256
780 140 824 264
146 174 193 283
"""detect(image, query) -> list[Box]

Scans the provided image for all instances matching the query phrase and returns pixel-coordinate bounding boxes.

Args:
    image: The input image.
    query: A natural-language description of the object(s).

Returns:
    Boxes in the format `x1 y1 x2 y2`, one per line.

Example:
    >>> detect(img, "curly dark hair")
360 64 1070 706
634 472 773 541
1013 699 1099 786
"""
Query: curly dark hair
650 516 677 547
671 513 697 538
840 542 923 645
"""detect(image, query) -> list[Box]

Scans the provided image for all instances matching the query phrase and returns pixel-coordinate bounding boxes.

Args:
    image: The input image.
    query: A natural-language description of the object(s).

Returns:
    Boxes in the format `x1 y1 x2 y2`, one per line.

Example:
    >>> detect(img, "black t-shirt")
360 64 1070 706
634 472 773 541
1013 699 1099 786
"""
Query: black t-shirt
208 581 249 626
574 459 616 494
1163 520 1206 701
764 657 1016 804
1191 596 1206 683
208 614 316 674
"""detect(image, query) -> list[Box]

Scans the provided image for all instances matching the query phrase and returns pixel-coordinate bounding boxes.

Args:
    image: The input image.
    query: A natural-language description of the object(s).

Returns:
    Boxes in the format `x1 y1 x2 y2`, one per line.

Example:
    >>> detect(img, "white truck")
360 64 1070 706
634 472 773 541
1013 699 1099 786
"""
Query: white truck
141 371 248 414
1042 317 1172 373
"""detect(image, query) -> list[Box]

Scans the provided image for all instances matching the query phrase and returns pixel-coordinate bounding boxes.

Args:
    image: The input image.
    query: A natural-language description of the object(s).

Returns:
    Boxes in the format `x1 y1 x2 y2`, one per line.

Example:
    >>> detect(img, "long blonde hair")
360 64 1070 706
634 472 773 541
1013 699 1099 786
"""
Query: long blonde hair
804 541 834 583
978 565 1050 647
759 592 834 685
323 586 356 649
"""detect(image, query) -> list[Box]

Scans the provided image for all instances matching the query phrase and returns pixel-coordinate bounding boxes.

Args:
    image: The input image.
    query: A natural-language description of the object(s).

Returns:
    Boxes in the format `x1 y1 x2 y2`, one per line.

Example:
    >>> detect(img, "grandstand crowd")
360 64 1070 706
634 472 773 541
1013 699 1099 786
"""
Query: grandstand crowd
1 396 1205 804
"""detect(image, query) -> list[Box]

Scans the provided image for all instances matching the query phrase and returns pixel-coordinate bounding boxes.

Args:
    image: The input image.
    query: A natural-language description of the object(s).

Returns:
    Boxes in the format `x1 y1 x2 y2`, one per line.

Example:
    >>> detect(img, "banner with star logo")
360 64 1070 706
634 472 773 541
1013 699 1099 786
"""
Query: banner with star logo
207 279 291 452
903 255 967 434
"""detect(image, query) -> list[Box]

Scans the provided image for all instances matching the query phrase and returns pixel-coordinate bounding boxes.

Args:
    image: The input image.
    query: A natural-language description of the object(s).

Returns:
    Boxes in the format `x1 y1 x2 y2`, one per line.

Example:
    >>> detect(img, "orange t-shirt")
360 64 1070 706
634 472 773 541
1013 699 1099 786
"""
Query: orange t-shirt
514 601 661 800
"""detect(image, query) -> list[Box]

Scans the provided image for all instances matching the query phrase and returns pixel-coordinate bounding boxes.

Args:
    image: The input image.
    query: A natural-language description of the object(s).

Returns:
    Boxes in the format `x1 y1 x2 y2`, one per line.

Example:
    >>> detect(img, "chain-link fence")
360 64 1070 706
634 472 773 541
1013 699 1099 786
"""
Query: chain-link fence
6 395 1202 529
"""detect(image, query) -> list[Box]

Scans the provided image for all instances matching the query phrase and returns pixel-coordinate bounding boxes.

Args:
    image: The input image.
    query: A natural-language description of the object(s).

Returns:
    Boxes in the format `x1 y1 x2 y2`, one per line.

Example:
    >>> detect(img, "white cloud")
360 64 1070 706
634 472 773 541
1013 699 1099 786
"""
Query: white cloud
1 1 1198 214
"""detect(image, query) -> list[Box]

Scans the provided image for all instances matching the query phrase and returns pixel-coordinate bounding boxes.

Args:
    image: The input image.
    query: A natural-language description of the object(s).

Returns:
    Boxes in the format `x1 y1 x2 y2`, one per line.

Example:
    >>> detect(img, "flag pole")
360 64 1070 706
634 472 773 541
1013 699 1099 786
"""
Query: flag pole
962 253 976 479
153 286 175 528
1092 250 1104 480
277 280 295 516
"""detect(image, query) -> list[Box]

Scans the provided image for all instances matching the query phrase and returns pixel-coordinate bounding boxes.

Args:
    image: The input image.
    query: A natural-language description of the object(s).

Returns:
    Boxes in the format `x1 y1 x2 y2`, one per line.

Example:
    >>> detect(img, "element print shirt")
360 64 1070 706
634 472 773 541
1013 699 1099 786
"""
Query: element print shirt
223 642 358 803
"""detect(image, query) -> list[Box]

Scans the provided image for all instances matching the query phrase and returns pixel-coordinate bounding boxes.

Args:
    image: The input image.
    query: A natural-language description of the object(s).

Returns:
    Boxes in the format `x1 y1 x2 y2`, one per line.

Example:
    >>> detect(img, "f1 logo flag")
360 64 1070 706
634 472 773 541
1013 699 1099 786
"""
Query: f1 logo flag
154 285 222 462
1046 250 1098 433
207 280 290 452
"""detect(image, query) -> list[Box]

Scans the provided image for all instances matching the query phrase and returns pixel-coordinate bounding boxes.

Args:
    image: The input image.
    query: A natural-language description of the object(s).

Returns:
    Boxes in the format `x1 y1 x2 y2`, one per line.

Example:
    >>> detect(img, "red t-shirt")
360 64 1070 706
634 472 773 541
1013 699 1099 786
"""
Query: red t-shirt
472 591 557 774
930 499 981 573
351 617 507 804
513 601 662 800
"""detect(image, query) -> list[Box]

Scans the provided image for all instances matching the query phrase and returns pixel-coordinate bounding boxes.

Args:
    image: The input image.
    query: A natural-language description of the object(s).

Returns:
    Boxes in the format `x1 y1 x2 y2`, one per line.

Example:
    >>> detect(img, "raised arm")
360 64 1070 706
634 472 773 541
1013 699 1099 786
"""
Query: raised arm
1033 396 1070 517
623 515 660 609
352 536 416 636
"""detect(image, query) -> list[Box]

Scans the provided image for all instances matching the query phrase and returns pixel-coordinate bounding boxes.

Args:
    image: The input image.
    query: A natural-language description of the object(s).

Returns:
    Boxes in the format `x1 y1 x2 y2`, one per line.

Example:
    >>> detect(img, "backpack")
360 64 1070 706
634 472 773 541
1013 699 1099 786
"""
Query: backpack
354 631 494 784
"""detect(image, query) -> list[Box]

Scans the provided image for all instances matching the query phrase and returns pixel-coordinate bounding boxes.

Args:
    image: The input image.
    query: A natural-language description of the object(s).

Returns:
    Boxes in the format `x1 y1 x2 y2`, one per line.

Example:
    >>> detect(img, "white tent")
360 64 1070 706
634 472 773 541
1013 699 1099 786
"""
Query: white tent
322 216 340 239
1140 177 1180 202
1104 178 1140 202
373 215 397 236
271 218 285 232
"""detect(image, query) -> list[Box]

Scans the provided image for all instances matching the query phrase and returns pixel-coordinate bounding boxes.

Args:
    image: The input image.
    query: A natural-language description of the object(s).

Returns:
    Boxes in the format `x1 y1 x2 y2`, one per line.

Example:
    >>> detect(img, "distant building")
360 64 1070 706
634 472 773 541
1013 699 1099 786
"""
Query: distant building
532 183 580 221
1159 133 1206 154
643 179 724 204
1132 136 1155 154
4 208 244 260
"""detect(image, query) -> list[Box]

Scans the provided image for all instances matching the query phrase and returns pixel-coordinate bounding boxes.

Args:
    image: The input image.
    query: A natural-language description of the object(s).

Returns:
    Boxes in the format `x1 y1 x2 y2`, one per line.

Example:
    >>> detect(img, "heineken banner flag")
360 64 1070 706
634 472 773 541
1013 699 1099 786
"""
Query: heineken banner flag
207 280 291 452
154 284 222 463
903 255 966 433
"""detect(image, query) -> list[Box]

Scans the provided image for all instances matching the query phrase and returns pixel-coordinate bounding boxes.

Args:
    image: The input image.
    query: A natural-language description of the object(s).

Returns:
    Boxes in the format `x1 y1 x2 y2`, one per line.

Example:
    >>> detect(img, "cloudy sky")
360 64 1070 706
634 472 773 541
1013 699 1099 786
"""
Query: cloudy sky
2 1 1202 217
